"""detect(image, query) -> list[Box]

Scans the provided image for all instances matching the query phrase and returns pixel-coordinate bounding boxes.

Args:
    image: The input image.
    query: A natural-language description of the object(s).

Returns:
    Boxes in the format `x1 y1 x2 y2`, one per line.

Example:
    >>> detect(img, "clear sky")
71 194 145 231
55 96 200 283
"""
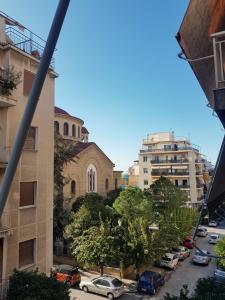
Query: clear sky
1 1 224 171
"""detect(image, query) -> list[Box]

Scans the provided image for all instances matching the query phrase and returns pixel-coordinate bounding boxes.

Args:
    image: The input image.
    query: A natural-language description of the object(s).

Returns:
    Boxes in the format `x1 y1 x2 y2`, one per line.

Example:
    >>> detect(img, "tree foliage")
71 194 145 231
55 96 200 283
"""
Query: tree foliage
215 237 225 269
7 269 70 300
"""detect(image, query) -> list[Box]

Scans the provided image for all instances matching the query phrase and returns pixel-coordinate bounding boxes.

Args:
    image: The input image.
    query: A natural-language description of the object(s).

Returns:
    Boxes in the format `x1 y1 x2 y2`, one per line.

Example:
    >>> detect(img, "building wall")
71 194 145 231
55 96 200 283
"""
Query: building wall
0 44 55 279
63 144 114 202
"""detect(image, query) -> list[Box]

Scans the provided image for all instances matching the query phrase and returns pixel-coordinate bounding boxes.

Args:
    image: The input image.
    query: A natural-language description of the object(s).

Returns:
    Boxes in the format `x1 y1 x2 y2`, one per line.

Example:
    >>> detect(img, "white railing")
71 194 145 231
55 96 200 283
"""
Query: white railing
211 31 225 89
0 280 9 300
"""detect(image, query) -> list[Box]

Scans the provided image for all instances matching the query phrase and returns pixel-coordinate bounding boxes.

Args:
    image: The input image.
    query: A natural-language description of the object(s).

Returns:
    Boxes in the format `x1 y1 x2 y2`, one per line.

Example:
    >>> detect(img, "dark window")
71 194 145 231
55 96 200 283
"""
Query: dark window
105 178 109 191
100 280 110 287
72 124 76 137
115 178 118 190
54 121 59 134
144 180 148 185
143 156 147 162
20 182 35 207
63 123 69 136
24 127 36 151
19 239 35 268
71 180 76 195
23 70 35 96
112 279 122 287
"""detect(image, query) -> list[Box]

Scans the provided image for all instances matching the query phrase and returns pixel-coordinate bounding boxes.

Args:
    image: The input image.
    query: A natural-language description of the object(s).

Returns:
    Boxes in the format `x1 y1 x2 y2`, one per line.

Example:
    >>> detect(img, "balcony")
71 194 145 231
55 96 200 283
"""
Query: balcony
151 170 189 177
151 159 189 164
141 146 199 153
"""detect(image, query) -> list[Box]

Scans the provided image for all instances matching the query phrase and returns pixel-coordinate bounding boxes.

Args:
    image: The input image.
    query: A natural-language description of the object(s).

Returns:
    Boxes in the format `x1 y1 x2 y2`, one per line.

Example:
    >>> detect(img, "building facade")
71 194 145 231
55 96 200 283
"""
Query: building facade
54 107 120 202
128 160 140 187
0 12 56 293
139 132 205 206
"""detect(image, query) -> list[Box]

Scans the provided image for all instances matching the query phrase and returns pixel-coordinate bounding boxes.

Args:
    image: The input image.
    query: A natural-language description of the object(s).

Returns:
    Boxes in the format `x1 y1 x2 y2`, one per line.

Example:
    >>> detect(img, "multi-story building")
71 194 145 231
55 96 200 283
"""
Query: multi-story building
139 132 205 206
0 12 56 294
128 160 140 187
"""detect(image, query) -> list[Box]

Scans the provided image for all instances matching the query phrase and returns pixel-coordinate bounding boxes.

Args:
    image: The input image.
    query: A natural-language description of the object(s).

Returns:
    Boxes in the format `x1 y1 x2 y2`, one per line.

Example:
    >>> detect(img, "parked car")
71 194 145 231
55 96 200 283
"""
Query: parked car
137 271 164 295
50 264 81 286
214 265 225 284
208 220 218 227
183 236 194 249
155 253 179 270
208 234 220 244
192 250 211 266
80 276 125 299
196 227 208 237
172 246 191 260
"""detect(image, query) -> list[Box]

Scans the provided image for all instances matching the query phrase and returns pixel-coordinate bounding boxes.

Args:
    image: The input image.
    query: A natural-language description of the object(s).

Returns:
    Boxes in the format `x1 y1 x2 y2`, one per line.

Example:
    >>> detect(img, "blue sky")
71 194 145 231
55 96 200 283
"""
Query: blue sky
1 1 223 171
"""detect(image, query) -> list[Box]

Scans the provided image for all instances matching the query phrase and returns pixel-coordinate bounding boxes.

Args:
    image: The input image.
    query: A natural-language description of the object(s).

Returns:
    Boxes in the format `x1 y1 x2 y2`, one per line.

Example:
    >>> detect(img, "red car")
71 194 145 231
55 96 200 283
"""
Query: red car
183 236 194 249
51 264 81 286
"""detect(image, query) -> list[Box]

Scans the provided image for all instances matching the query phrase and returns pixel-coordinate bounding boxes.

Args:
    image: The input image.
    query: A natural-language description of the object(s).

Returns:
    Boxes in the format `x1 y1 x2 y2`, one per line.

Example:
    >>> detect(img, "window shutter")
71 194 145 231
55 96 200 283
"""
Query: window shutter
23 70 35 96
24 127 36 150
20 182 35 206
19 239 35 268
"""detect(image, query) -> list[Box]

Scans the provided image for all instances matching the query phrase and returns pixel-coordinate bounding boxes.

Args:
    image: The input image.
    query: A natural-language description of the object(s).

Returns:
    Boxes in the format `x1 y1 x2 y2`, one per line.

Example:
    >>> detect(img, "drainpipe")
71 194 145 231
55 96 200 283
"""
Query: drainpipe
0 0 70 217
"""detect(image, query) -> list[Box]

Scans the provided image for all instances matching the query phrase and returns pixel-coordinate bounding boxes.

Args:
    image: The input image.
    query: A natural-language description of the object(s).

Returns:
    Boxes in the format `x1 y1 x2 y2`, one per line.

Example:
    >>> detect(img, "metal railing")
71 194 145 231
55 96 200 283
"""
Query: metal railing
151 170 189 176
151 159 189 164
211 31 225 89
5 27 55 68
140 146 199 153
0 279 9 300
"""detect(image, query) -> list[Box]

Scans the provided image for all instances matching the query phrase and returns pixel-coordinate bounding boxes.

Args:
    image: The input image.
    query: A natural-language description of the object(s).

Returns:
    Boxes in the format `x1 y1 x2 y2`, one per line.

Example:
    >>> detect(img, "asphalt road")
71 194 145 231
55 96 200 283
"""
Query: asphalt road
70 224 224 300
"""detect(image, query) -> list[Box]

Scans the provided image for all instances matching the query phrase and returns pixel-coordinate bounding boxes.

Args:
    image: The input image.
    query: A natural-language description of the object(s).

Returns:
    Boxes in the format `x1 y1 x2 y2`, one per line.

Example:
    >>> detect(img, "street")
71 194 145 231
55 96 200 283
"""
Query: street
70 224 224 300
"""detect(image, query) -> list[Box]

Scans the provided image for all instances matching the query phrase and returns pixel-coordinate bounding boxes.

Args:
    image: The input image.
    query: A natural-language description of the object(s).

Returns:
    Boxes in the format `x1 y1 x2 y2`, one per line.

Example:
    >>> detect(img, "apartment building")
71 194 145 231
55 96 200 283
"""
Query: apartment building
0 12 56 294
139 132 205 206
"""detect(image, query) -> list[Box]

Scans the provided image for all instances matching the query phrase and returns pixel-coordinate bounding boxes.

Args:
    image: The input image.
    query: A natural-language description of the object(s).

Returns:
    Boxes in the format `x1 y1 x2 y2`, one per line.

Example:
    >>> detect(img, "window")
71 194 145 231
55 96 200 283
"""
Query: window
143 156 147 162
63 122 69 136
144 180 148 185
105 178 109 191
54 121 59 134
24 127 37 151
19 239 35 268
20 182 36 207
143 168 148 174
23 70 35 96
71 180 76 195
78 126 81 138
72 124 76 137
115 178 118 190
100 280 110 287
86 164 97 192
164 144 172 150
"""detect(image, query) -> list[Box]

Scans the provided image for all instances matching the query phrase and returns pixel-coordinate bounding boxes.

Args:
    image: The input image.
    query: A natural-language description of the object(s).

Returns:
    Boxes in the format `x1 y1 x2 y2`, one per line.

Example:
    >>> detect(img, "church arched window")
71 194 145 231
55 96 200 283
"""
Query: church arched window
86 164 97 192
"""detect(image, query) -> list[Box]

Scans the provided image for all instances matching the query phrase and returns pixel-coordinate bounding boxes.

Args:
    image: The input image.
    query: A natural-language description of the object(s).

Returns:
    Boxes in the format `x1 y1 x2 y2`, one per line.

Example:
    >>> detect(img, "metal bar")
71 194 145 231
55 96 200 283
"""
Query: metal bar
219 42 224 82
0 0 70 217
212 37 219 89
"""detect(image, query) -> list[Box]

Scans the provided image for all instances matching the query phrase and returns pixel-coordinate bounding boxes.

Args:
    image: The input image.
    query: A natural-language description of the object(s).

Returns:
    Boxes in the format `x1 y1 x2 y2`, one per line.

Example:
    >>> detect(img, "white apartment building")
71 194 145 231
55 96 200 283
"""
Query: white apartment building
139 132 205 206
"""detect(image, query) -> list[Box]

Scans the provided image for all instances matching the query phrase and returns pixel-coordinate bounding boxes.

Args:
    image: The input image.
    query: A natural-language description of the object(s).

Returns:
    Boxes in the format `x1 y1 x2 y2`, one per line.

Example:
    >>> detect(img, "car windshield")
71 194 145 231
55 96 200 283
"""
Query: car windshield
112 278 123 287
210 235 217 239
195 251 206 256
162 256 172 261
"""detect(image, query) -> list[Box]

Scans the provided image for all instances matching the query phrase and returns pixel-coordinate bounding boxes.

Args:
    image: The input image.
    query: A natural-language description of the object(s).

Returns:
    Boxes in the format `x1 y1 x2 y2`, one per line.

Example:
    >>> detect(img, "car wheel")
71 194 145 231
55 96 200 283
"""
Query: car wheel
82 286 88 293
107 293 114 300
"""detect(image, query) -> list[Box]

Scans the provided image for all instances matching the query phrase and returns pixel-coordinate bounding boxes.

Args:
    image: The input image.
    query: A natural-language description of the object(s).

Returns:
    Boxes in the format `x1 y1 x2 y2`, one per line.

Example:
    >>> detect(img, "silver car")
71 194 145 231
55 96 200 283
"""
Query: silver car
80 276 125 299
192 249 211 266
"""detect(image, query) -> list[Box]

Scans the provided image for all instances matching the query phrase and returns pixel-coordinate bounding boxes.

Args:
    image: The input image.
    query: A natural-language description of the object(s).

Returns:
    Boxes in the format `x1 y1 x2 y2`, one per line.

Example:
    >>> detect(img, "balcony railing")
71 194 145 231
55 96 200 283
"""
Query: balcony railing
211 31 225 89
4 26 55 68
151 159 189 164
0 279 9 300
151 170 189 176
141 146 199 153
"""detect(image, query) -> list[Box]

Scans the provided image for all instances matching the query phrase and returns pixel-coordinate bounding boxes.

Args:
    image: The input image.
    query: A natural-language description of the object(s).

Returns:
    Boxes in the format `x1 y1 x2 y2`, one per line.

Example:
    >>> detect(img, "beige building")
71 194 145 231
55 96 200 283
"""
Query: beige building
128 160 139 187
54 107 120 202
139 132 205 206
0 12 56 294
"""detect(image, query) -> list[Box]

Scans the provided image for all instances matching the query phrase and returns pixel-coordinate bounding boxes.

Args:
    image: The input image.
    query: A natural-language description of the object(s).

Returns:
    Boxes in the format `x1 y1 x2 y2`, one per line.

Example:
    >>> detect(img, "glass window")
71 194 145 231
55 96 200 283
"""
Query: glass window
143 168 148 174
19 239 35 268
54 121 59 134
100 280 110 287
105 178 109 191
144 180 148 185
143 156 147 162
20 182 36 207
72 124 76 137
24 127 37 151
63 122 69 136
71 180 76 195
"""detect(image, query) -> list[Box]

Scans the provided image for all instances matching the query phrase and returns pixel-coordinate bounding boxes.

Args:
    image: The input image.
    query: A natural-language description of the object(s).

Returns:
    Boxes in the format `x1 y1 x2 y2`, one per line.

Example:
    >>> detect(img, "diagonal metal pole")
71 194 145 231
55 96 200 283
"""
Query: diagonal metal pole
0 0 70 217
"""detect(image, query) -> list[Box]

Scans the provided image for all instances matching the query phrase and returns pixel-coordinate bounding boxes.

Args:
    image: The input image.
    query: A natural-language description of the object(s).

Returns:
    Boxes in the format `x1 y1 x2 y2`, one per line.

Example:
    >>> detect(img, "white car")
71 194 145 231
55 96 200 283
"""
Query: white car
157 253 179 270
208 220 218 227
80 276 125 299
208 234 220 244
196 226 208 237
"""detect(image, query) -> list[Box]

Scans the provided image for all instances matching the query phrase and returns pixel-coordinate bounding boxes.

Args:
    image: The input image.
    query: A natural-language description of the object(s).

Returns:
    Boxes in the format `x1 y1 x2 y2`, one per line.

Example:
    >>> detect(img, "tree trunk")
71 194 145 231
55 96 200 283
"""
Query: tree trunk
120 260 124 279
99 263 104 276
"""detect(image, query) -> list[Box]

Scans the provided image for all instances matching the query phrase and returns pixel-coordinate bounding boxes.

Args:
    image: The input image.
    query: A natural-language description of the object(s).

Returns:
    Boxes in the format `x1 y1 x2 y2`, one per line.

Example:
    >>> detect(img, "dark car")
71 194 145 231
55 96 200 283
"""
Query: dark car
50 264 81 286
137 271 164 295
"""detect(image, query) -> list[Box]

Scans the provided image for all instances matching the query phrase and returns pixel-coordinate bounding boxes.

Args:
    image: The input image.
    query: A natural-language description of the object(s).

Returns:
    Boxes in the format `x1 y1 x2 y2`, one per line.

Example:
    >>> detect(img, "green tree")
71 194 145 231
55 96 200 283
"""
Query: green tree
54 134 75 241
215 237 225 269
103 188 122 207
7 269 70 300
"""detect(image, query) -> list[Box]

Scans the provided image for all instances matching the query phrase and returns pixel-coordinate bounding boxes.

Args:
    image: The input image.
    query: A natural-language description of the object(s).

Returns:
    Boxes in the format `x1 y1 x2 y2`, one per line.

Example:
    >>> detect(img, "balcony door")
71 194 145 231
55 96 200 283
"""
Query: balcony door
0 238 3 280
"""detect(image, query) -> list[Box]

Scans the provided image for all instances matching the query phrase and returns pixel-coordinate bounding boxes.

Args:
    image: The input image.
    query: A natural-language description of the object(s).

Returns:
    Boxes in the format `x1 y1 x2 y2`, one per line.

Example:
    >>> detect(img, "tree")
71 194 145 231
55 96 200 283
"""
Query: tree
103 188 122 207
54 134 75 241
215 237 225 269
7 269 70 300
